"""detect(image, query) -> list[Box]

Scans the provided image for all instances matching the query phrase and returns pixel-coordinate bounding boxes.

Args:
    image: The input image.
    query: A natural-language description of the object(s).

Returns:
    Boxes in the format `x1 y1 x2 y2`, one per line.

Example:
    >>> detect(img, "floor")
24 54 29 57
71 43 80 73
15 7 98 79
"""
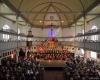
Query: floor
39 59 65 80
43 70 65 80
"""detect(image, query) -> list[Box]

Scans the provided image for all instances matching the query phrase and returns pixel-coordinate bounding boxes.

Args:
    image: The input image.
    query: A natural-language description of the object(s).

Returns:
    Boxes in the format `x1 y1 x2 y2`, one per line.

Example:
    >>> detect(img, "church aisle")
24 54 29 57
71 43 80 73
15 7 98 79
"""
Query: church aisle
43 70 65 80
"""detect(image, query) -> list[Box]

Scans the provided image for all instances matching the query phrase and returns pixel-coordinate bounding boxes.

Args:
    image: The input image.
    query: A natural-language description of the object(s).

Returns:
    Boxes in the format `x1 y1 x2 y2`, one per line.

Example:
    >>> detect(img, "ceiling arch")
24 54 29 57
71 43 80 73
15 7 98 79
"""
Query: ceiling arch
27 1 75 27
2 0 99 28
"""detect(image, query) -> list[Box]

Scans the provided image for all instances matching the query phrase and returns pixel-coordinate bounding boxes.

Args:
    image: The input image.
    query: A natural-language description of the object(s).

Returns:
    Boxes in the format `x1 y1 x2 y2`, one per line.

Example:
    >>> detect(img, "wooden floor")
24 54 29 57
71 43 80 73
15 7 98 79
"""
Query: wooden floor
38 59 65 80
43 70 65 80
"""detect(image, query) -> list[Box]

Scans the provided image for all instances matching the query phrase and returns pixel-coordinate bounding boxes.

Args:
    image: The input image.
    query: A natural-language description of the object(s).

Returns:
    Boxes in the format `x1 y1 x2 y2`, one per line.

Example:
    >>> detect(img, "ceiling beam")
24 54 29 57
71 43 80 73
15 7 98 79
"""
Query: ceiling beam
20 11 81 14
0 13 15 22
0 13 28 27
87 15 100 23
16 24 81 28
19 19 68 22
2 0 100 28
1 12 100 16
68 0 100 27
87 13 100 16
0 13 16 15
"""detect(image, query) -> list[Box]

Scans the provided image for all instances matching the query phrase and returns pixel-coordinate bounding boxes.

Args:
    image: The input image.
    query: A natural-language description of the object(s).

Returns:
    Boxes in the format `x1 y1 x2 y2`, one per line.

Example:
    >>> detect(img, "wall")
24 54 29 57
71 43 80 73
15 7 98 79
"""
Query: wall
0 16 29 53
31 17 100 37
0 16 30 38
86 17 100 31
75 17 100 33
31 27 75 37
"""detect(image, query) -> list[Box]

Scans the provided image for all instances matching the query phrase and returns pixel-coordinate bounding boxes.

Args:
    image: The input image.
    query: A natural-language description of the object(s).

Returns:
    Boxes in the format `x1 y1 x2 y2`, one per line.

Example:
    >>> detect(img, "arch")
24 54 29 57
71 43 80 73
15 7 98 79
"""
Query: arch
31 5 50 24
29 1 72 12
3 24 10 30
2 24 10 40
52 5 70 27
18 0 24 10
42 3 52 27
91 25 97 30
52 4 63 27
78 0 89 12
28 1 74 20
78 0 85 11
31 2 72 27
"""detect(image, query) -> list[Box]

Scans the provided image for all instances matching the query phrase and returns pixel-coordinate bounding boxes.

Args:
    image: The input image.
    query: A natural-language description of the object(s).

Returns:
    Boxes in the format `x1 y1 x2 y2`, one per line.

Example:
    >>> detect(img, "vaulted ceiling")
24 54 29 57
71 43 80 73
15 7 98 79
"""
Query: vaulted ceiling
1 0 100 28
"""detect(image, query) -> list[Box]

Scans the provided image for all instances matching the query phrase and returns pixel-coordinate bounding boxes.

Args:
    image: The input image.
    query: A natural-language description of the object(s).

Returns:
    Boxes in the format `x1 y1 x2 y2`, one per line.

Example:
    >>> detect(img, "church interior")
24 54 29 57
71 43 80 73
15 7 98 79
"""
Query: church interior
0 0 100 80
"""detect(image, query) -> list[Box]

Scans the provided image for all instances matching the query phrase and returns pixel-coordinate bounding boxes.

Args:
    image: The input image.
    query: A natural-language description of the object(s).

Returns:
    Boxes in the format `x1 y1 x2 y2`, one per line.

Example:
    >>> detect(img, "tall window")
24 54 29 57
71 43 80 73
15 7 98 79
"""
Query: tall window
91 25 98 41
18 28 20 40
91 51 97 59
80 49 84 55
82 30 84 34
2 24 10 40
82 30 85 41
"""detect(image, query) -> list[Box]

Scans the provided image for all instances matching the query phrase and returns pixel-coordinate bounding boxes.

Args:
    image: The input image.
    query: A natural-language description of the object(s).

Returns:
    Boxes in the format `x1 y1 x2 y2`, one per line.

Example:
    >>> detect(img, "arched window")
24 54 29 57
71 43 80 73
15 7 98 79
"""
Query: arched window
91 25 97 30
2 24 10 40
91 25 98 41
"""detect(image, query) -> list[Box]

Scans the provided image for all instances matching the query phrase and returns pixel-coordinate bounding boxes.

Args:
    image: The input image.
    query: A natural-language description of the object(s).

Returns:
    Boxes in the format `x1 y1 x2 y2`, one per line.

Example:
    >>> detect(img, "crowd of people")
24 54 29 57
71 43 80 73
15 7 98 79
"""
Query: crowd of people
64 56 100 80
0 58 44 80
29 52 74 60
0 49 100 80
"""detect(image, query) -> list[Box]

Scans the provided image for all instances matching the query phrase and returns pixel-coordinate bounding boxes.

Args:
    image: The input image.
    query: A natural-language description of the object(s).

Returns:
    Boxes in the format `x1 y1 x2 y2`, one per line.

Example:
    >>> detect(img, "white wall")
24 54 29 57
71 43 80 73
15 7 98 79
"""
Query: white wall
31 16 100 37
32 28 43 37
75 17 100 33
76 25 84 34
0 16 30 40
62 27 75 37
0 15 100 39
31 27 75 37
86 17 100 31
0 17 30 34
